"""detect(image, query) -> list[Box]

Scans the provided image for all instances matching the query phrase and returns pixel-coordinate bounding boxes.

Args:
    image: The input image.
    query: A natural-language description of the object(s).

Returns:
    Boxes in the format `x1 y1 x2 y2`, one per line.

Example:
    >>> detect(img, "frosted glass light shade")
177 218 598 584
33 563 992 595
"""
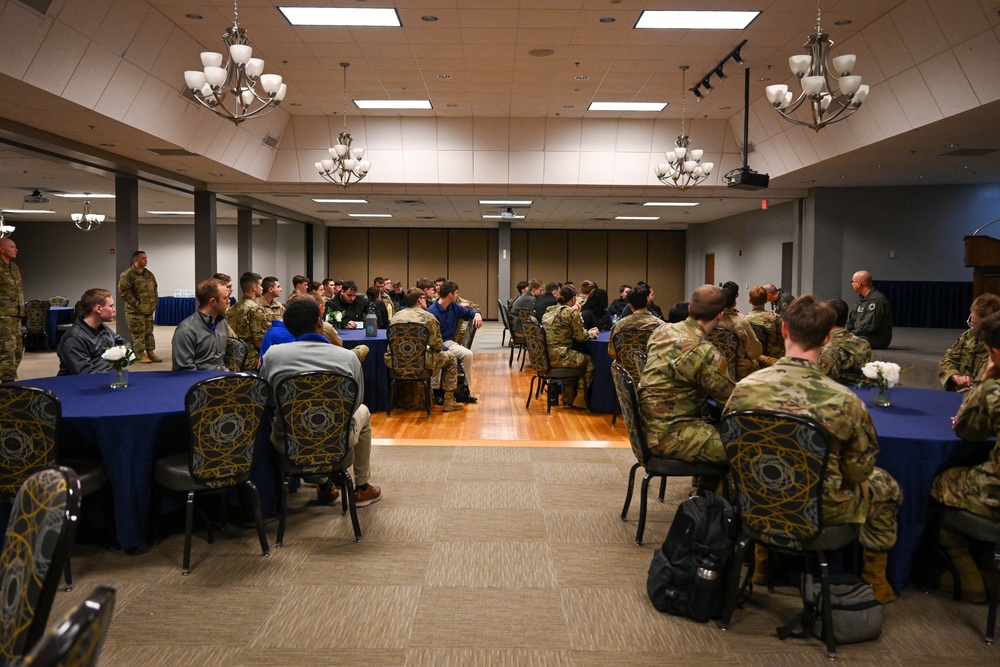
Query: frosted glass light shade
852 85 870 104
245 58 264 78
205 67 227 87
839 75 861 96
789 55 812 76
766 84 788 105
201 52 223 68
229 44 252 64
259 74 282 94
801 76 824 95
832 54 856 76
690 149 704 161
185 70 207 90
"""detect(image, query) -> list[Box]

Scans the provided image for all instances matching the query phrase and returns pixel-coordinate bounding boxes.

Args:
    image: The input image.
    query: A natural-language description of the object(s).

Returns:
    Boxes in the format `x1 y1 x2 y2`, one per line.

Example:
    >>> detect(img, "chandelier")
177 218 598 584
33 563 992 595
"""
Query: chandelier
764 0 870 131
316 63 371 187
654 66 714 191
183 0 287 125
71 196 104 231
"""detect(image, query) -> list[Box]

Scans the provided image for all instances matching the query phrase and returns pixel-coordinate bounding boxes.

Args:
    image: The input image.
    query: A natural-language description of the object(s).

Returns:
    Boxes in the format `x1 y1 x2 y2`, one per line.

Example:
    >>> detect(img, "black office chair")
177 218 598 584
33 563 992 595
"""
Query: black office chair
718 410 861 658
12 585 116 667
152 374 271 574
385 322 433 417
0 468 80 664
936 506 1000 643
522 318 587 414
611 359 727 545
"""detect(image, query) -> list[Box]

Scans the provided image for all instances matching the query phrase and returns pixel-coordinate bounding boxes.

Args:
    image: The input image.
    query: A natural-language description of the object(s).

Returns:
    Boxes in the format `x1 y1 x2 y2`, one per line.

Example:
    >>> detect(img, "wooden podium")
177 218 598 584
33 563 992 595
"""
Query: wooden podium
964 235 1000 297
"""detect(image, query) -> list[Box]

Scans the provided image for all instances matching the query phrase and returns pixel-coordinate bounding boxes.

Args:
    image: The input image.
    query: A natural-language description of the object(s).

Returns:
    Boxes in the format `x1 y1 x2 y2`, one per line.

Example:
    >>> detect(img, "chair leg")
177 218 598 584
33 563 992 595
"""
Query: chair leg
343 472 362 542
182 491 195 575
621 462 640 520
509 342 515 367
611 402 619 426
986 542 999 643
658 476 666 502
276 476 290 547
424 380 432 417
519 347 527 371
816 550 838 658
501 329 507 347
244 480 270 557
526 375 536 409
387 379 395 417
63 559 73 591
636 473 653 546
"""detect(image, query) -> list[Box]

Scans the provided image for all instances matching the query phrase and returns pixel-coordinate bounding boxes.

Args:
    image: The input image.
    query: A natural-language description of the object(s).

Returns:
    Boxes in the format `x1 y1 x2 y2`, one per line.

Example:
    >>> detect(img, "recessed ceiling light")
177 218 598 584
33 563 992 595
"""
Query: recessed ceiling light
289 102 302 107
834 19 853 26
446 103 458 107
643 202 699 207
563 105 574 108
636 10 759 30
185 13 202 20
147 211 194 216
313 198 368 203
529 49 555 57
718 106 731 110
873 164 884 168
599 17 615 23
480 200 532 206
615 216 660 220
757 77 770 82
99 143 115 147
355 100 432 109
349 213 392 218
589 102 667 111
278 7 402 26
421 15 438 22
55 193 115 198
437 74 450 79
483 214 525 219
575 75 589 80
0 209 55 214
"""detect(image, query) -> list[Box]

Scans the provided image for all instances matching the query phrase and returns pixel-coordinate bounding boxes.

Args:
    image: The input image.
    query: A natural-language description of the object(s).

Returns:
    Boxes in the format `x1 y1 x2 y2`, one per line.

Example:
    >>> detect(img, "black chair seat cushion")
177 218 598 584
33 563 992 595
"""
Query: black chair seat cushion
277 448 355 477
546 366 587 379
745 522 860 552
942 508 1000 543
388 369 433 380
154 452 250 492
644 455 726 478
61 460 108 497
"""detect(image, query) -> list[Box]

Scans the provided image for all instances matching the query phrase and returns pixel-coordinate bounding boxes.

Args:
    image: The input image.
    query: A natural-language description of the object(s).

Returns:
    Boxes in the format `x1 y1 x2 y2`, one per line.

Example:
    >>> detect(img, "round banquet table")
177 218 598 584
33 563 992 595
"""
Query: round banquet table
13 370 224 549
583 332 615 414
339 328 389 413
850 385 993 591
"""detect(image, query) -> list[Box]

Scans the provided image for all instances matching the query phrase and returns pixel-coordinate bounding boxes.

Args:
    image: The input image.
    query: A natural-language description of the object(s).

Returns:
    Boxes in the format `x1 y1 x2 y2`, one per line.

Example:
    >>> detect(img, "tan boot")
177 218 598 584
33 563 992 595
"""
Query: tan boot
442 391 465 412
861 550 898 604
752 544 768 586
137 351 153 364
571 390 588 411
146 351 163 363
940 547 987 603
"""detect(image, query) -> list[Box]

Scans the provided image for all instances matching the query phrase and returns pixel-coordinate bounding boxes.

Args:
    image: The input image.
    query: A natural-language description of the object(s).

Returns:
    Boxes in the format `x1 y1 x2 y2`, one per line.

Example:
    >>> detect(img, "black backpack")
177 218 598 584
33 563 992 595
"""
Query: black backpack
646 491 738 622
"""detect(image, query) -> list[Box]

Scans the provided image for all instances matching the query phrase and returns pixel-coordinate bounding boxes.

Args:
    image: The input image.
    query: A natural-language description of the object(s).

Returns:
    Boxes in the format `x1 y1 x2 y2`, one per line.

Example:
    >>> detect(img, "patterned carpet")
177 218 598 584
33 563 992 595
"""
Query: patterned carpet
44 444 999 665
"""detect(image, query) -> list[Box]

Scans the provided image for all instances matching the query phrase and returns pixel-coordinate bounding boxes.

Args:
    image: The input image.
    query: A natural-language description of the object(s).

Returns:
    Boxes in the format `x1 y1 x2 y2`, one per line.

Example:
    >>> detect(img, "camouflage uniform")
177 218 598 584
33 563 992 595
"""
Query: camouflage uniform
542 303 595 394
0 258 24 382
608 310 661 360
819 326 872 385
225 296 271 370
118 265 158 354
726 357 902 551
931 379 1000 520
938 328 988 391
720 307 763 379
745 306 784 360
256 296 285 323
638 318 736 463
386 307 459 391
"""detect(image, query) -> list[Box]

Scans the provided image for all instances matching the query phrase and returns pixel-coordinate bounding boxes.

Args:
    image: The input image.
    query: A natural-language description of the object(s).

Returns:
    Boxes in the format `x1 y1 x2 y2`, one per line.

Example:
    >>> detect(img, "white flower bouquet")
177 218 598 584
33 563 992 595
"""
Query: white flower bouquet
860 361 901 391
102 344 138 371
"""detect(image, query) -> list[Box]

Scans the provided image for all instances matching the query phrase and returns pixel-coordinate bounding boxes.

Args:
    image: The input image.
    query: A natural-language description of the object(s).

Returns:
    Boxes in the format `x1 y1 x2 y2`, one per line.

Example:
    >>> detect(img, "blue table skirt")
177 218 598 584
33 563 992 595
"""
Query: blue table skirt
154 297 196 326
851 385 992 591
584 332 614 414
340 329 389 413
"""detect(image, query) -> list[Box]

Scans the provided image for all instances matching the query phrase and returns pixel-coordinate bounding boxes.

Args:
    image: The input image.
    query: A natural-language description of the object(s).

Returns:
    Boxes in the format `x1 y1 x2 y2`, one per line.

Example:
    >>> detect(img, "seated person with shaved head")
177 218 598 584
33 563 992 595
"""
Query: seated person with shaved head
847 270 893 349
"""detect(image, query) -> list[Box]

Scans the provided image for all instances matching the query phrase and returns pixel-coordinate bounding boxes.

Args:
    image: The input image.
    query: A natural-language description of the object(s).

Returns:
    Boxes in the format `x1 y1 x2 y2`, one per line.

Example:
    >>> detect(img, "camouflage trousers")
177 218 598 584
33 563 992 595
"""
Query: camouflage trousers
649 420 726 465
550 349 595 393
825 467 902 552
426 350 460 391
351 344 369 364
125 313 155 353
931 465 1000 522
0 316 23 383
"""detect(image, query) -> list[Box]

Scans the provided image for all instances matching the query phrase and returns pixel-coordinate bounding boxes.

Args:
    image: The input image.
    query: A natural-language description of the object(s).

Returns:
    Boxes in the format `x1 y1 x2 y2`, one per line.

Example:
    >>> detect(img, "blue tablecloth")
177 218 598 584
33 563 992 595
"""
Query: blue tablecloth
852 386 992 591
584 332 614 414
340 329 389 413
14 370 224 549
154 297 196 326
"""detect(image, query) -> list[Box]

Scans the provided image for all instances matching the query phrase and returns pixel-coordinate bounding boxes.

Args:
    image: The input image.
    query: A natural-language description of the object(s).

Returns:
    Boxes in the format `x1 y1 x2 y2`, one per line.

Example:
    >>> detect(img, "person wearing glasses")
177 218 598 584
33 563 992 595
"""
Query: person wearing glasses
846 270 893 349
938 292 1000 391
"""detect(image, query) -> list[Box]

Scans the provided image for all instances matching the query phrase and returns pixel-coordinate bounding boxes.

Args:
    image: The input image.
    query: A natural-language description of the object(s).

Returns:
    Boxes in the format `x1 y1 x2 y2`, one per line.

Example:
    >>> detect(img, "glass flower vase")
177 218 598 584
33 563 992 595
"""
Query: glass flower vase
871 383 891 408
109 367 129 389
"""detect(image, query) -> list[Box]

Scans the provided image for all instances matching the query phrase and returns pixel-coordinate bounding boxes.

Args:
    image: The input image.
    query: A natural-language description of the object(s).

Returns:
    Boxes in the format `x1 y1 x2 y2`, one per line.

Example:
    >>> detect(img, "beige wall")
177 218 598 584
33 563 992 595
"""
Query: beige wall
328 227 686 319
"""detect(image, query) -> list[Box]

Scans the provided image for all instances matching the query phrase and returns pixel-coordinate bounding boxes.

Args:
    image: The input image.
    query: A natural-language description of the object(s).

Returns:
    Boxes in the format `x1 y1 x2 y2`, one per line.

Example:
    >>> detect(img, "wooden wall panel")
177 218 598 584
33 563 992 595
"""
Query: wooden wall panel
608 230 649 296
487 230 499 319
448 229 489 312
647 231 687 308
328 229 369 287
527 230 568 285
408 230 449 287
368 229 409 290
510 229 528 296
568 231 608 290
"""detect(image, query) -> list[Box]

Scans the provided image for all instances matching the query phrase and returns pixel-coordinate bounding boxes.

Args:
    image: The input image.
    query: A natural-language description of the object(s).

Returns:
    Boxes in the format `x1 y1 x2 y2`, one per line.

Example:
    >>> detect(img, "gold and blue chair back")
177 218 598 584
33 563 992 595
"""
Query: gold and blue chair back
223 337 249 373
707 326 739 380
750 322 768 351
521 318 550 375
275 372 358 474
0 386 60 500
386 322 430 379
12 585 115 667
611 328 653 384
24 300 51 351
497 299 511 347
0 467 80 663
47 296 69 308
610 360 650 466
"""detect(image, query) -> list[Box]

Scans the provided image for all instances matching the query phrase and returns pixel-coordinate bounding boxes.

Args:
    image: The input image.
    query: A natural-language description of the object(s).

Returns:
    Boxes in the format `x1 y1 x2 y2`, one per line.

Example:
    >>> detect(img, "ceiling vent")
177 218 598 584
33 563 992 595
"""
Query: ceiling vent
940 148 999 157
263 134 280 149
143 147 196 157
396 200 422 205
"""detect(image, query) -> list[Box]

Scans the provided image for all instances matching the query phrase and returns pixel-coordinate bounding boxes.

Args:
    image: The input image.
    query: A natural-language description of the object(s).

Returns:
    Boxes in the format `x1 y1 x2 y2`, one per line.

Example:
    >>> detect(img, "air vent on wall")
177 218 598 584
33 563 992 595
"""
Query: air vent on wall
143 147 196 157
940 148 999 157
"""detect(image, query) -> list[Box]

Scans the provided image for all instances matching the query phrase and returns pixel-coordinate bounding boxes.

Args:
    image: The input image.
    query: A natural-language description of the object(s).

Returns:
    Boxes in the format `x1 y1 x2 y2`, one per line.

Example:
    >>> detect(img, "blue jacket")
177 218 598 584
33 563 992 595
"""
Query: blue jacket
427 300 477 341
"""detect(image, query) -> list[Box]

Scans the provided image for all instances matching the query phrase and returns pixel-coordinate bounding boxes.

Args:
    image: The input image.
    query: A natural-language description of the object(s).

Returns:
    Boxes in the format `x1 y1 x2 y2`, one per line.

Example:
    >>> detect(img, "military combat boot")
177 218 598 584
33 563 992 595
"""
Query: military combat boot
752 544 768 586
137 351 153 364
442 391 465 412
861 549 898 604
940 546 987 603
146 351 163 363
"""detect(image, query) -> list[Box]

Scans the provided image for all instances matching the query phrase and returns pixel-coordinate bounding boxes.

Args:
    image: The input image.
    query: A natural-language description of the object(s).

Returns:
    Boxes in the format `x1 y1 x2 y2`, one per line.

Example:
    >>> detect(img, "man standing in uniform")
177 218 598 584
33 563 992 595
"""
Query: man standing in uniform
118 250 159 363
847 270 893 349
0 237 24 382
225 271 271 369
726 295 902 603
639 285 735 467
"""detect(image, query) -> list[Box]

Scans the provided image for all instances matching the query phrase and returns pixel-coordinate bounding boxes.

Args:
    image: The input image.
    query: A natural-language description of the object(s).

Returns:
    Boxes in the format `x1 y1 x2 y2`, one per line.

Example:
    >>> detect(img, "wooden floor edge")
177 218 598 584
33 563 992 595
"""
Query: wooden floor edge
372 438 630 448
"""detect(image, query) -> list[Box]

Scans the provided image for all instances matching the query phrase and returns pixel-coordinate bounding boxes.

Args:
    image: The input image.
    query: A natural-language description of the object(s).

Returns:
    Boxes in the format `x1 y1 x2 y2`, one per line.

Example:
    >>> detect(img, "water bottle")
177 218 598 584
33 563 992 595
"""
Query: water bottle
689 565 721 623
365 304 378 337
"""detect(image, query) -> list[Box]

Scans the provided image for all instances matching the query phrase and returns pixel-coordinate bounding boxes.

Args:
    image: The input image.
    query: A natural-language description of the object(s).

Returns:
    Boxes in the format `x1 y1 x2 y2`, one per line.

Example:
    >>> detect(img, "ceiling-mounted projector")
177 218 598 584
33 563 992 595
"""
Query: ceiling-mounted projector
500 207 516 219
24 189 51 204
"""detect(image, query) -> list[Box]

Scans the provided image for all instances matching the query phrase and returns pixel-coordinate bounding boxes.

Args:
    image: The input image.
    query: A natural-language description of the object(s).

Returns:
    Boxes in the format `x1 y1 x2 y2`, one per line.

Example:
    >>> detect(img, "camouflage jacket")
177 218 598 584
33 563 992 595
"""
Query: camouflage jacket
118 266 158 316
720 307 763 379
725 357 879 523
256 296 285 323
225 296 270 351
542 303 590 364
745 307 784 359
819 327 872 384
950 379 1000 494
939 328 988 391
608 310 661 360
639 317 735 440
0 259 24 317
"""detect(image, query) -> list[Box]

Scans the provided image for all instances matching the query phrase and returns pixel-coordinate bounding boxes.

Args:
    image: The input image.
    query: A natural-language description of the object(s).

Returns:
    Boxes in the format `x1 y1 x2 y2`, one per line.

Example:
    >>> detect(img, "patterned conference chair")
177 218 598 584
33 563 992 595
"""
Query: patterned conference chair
609 327 654 426
707 326 739 380
11 585 116 667
23 300 51 352
718 410 860 657
273 371 361 546
223 337 250 372
750 322 768 351
0 467 80 664
152 373 271 574
385 322 433 417
521 319 586 414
